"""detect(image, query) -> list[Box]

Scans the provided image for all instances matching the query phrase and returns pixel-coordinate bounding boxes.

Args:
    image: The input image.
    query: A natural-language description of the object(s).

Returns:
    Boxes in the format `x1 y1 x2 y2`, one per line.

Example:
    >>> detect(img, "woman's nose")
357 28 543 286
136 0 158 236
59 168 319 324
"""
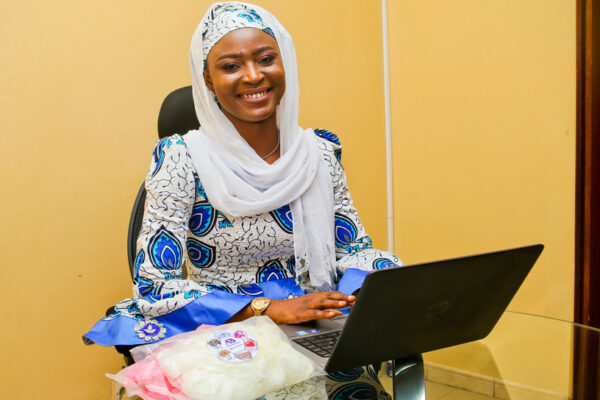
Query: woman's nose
243 63 263 84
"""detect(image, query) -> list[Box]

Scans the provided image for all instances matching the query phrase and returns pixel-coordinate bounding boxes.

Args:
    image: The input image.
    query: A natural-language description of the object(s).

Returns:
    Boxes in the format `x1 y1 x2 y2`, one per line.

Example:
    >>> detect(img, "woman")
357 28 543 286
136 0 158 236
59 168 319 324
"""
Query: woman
84 2 401 398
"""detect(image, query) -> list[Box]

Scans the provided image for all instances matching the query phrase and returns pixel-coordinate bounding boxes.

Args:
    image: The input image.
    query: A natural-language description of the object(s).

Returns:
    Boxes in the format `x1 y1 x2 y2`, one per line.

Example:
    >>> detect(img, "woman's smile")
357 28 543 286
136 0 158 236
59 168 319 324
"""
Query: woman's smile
239 87 271 101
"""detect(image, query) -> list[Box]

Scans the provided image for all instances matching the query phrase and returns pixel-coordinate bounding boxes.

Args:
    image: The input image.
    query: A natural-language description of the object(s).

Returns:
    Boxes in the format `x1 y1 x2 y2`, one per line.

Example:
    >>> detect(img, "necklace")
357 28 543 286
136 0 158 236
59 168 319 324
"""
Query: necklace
261 131 280 160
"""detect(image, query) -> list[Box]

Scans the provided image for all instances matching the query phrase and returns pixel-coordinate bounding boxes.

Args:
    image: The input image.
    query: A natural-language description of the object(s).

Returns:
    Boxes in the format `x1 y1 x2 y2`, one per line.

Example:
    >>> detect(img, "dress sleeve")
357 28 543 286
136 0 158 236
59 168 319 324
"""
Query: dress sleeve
313 130 403 294
133 135 197 302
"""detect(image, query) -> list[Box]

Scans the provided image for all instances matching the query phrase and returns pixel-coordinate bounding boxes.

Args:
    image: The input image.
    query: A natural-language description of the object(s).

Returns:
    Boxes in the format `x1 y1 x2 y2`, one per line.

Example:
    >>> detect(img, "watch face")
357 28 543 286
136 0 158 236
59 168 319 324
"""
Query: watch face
253 298 269 310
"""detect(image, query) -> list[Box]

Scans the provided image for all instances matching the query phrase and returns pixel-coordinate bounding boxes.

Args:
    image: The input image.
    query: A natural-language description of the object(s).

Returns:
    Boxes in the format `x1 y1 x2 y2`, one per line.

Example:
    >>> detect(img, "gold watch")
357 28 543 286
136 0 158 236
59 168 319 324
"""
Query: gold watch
250 297 271 316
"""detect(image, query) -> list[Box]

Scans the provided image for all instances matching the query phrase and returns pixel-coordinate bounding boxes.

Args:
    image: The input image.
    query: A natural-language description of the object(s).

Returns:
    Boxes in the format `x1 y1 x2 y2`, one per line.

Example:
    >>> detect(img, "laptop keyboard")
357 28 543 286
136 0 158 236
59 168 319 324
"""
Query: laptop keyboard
292 330 341 357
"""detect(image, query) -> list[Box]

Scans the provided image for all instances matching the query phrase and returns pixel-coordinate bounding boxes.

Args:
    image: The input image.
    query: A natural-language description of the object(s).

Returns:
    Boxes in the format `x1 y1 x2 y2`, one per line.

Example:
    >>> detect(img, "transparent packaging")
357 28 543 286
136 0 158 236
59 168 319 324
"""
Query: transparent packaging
107 316 326 400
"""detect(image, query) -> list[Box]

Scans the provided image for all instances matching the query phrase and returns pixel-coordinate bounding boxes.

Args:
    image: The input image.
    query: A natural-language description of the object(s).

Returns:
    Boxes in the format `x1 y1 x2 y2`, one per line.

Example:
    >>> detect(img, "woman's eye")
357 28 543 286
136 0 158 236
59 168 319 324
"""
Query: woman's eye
222 63 239 72
259 55 275 65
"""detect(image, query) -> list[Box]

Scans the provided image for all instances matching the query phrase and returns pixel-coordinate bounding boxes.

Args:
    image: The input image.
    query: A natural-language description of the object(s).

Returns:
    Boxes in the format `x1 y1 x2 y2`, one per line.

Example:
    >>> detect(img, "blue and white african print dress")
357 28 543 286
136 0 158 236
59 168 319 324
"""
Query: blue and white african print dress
84 129 399 399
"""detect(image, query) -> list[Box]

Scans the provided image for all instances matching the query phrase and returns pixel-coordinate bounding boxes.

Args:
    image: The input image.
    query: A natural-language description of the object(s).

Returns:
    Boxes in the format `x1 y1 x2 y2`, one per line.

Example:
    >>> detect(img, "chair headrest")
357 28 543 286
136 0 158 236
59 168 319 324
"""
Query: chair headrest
157 86 200 139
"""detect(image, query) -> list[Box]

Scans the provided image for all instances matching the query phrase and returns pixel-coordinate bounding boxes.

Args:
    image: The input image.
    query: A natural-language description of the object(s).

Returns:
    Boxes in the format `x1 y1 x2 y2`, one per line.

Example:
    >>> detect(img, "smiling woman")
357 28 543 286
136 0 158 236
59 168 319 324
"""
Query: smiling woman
83 2 399 398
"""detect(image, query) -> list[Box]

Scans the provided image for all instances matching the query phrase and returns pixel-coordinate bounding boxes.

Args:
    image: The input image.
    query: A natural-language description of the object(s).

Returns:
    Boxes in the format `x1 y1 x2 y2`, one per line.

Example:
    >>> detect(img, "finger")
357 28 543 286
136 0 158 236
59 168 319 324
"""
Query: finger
323 291 347 300
312 309 344 320
316 298 349 309
325 292 356 303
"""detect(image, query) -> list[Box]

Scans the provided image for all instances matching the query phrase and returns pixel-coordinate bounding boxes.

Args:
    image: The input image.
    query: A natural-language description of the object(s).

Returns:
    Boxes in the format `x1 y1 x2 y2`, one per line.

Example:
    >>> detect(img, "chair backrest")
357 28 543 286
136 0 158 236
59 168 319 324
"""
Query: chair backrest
127 182 147 279
126 86 200 280
157 86 200 138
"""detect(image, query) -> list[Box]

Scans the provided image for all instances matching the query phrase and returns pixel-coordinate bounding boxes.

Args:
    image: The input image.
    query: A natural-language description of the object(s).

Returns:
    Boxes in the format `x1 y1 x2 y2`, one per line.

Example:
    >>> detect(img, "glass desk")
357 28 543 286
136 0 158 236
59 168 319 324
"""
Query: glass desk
113 311 600 399
379 311 600 399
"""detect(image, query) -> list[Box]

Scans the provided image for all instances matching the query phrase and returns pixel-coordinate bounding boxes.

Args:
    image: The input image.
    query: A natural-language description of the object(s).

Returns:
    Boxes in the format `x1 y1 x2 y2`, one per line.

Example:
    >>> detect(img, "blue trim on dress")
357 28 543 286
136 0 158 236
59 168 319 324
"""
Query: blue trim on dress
83 271 370 347
84 279 304 346
83 290 251 346
337 268 369 295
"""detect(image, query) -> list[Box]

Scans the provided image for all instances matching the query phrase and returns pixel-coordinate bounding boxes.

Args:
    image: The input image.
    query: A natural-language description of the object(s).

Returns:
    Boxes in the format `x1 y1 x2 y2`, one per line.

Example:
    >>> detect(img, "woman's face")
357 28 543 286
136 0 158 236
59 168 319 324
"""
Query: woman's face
204 28 286 127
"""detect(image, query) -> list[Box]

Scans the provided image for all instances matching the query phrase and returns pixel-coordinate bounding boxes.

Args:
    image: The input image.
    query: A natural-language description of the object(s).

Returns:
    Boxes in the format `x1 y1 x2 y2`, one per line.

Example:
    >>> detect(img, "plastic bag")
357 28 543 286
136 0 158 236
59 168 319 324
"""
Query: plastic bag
107 317 325 400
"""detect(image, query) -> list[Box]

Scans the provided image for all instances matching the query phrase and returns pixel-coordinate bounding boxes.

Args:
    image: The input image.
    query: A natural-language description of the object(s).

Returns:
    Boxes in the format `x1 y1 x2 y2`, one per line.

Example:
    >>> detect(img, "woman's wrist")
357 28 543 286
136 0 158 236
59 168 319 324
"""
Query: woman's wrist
227 298 285 324
264 299 285 324
226 303 253 323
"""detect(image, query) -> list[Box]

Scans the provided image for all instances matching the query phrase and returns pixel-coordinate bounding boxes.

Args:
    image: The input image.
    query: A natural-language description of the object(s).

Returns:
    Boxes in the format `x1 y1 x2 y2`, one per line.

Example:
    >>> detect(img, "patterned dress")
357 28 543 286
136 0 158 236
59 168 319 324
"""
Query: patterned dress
85 129 399 399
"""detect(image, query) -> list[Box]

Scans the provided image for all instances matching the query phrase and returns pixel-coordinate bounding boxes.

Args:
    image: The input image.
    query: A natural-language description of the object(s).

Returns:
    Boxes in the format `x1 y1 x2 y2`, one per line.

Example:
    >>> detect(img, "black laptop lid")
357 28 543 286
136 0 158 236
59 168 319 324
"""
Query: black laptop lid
325 244 544 372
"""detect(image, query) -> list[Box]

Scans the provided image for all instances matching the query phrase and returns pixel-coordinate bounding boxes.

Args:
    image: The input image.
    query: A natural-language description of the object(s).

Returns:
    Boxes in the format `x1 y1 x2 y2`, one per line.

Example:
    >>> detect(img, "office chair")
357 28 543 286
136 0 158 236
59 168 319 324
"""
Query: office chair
112 86 199 365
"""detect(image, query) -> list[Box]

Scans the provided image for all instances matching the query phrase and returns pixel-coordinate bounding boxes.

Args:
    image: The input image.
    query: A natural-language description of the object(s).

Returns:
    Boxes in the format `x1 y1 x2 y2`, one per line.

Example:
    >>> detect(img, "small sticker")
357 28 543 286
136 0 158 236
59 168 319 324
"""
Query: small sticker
134 318 166 342
214 331 231 340
308 329 320 334
207 330 258 362
296 330 308 336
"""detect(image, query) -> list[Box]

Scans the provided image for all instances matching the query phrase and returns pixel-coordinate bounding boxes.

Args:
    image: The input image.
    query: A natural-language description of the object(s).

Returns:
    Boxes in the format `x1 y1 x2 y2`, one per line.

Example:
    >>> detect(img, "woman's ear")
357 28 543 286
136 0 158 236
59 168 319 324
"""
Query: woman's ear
204 68 214 92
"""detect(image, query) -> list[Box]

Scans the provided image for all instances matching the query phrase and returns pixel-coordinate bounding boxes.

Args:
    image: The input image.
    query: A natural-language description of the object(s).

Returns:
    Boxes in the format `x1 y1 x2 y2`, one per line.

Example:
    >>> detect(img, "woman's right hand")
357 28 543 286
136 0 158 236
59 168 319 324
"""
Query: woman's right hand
265 291 355 325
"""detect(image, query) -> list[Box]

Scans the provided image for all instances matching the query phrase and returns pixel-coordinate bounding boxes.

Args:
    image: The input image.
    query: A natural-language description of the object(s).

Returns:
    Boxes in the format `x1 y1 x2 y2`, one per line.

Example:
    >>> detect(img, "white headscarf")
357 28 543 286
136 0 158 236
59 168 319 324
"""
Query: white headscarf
184 2 336 290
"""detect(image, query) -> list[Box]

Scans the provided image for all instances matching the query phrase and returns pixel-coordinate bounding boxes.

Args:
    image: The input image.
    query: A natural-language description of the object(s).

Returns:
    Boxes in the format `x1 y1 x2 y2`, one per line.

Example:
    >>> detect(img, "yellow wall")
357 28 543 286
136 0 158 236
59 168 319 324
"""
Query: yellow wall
388 0 576 321
389 2 575 393
0 1 386 398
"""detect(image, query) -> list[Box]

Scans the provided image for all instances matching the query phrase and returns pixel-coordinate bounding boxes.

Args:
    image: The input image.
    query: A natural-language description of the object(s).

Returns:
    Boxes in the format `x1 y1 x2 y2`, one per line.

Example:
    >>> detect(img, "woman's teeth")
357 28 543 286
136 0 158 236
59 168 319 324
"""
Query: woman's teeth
242 91 267 99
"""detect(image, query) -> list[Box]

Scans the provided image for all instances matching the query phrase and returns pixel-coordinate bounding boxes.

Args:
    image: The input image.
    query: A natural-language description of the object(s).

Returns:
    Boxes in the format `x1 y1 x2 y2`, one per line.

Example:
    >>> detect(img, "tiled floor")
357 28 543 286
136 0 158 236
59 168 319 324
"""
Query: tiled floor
378 366 494 400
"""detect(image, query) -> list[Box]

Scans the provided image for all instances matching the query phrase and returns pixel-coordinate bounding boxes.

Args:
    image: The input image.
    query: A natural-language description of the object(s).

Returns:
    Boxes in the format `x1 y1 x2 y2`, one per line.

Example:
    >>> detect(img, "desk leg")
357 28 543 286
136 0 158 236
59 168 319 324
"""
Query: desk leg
392 354 425 400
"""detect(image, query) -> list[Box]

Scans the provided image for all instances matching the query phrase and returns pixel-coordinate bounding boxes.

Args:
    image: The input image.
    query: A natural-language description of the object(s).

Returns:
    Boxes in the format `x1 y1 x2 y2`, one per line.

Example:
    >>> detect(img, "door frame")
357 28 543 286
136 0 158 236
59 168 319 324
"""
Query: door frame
575 0 600 330
574 0 600 398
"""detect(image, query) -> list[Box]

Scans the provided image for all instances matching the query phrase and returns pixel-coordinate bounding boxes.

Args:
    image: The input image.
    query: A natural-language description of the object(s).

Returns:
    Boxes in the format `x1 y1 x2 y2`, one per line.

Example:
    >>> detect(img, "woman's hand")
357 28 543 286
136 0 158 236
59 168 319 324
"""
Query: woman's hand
265 291 355 325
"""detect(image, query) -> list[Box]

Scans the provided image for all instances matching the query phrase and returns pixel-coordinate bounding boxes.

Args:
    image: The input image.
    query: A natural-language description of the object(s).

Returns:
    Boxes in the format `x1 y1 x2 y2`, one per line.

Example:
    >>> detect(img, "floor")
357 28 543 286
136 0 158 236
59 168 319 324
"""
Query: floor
378 367 493 400
423 382 493 400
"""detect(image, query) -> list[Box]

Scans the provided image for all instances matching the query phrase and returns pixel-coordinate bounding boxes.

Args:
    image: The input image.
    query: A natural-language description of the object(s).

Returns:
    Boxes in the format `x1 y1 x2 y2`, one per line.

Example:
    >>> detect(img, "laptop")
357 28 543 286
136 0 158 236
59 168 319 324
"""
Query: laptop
279 244 544 372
